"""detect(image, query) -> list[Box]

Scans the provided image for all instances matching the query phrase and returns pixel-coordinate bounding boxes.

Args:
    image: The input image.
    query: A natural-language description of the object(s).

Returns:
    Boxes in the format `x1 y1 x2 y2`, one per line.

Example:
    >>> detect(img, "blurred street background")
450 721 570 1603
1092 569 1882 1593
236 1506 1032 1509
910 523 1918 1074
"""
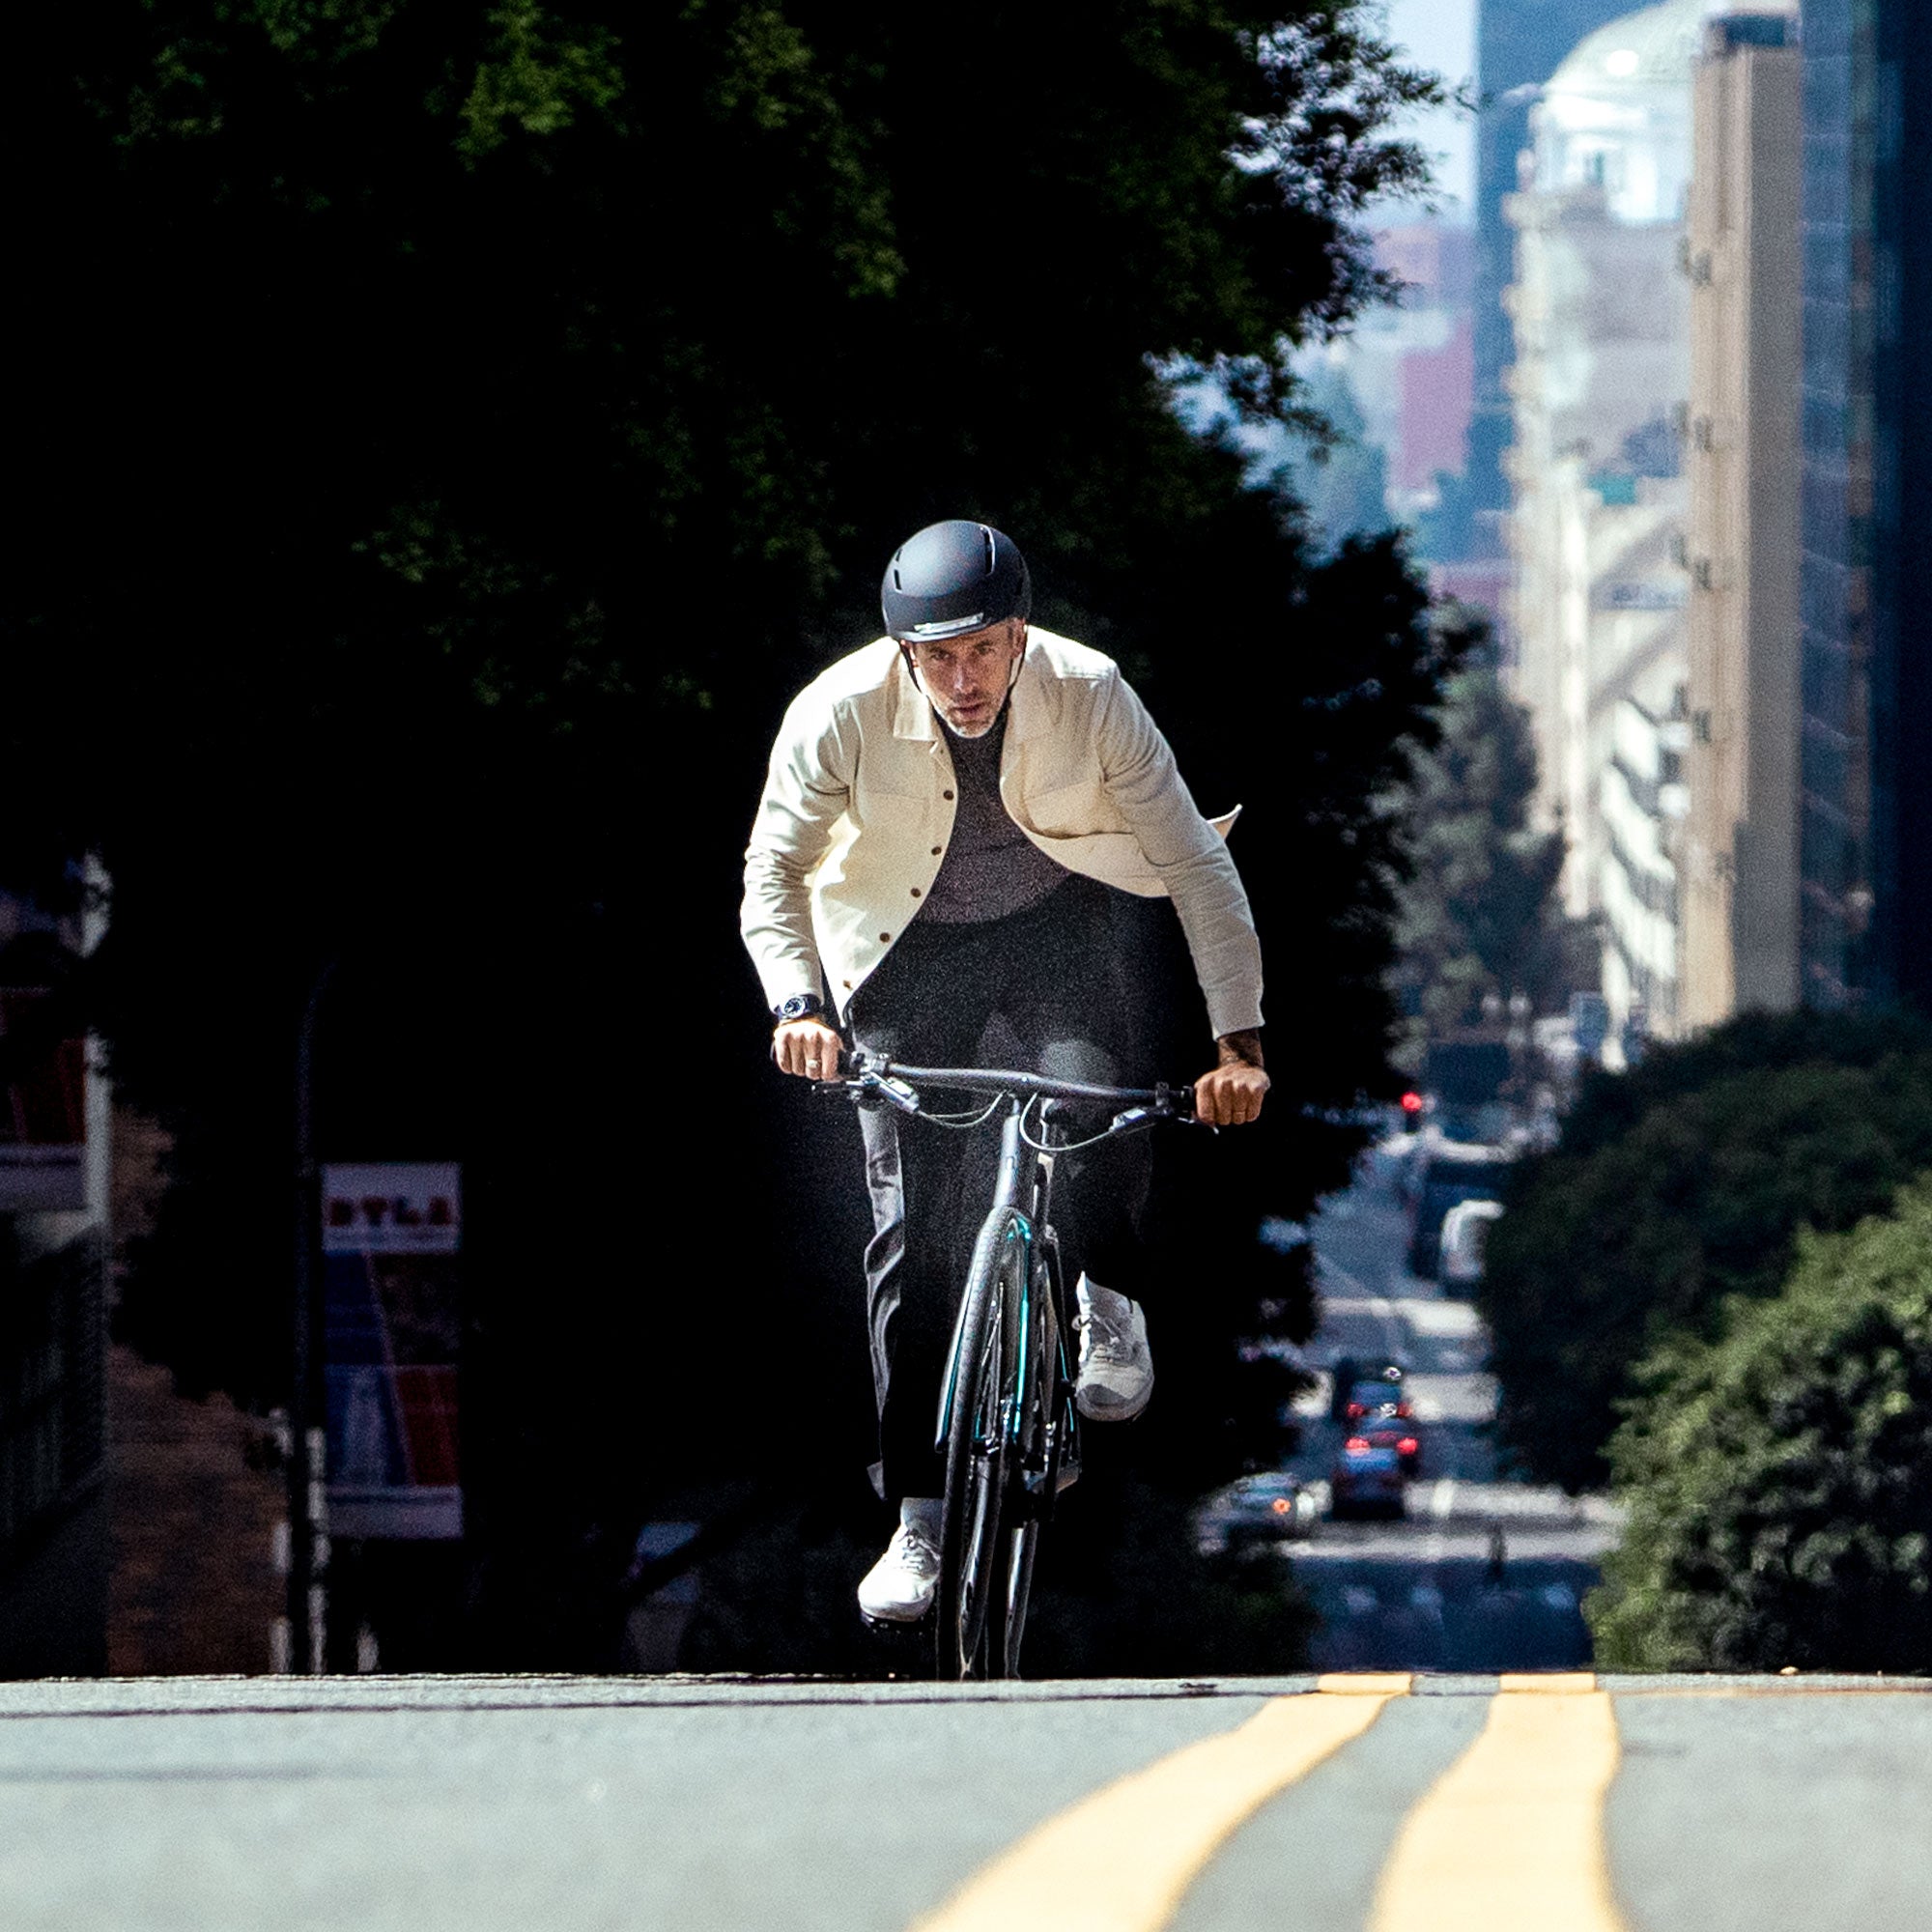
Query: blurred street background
1287 1148 1618 1672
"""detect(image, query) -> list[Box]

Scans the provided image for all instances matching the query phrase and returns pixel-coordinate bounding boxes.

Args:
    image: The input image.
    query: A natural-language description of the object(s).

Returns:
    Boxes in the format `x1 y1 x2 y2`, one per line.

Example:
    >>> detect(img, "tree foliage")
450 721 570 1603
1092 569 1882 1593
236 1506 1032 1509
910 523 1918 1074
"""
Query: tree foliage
1589 1177 1932 1672
1481 1009 1932 1492
1391 628 1578 1049
14 2 1462 1656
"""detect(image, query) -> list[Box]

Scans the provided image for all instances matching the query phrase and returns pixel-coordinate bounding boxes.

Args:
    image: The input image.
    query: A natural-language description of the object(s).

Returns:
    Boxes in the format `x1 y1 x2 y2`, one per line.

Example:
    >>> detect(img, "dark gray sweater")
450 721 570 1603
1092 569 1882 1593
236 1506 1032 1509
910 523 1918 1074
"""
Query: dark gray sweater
922 711 1070 923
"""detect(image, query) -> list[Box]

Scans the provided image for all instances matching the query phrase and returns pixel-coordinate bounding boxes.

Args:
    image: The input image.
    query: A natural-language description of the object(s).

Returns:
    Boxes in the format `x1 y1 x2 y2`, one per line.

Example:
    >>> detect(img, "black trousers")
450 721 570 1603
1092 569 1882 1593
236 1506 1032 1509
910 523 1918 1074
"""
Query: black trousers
848 877 1150 1501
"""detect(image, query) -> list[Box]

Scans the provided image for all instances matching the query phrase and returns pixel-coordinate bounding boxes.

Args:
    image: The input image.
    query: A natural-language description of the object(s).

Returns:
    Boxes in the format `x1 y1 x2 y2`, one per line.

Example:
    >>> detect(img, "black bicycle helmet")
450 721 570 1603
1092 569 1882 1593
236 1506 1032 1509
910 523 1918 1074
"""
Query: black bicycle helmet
880 520 1031 641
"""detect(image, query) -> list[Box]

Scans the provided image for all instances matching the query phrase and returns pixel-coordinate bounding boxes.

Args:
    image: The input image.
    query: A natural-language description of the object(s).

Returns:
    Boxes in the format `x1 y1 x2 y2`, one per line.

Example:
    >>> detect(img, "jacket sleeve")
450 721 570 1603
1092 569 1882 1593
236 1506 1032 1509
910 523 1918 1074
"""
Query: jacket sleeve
740 689 854 1011
1094 668 1264 1039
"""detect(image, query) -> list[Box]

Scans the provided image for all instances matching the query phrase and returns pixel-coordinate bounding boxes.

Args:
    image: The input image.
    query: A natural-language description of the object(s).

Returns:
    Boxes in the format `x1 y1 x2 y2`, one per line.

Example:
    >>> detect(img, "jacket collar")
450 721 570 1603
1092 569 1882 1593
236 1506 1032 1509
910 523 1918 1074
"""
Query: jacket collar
891 645 936 742
1004 638 1056 746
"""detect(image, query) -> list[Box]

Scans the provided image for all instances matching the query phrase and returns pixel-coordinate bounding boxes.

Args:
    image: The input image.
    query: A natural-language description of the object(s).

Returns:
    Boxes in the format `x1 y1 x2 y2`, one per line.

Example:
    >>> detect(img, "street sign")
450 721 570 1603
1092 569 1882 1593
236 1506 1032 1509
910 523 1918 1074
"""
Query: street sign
322 1162 463 1540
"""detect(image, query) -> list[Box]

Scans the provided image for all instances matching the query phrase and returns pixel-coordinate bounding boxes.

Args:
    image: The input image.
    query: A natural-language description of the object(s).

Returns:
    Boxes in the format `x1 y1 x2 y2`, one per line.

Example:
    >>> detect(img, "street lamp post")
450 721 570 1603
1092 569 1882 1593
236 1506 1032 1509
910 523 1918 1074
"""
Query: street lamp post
288 956 335 1673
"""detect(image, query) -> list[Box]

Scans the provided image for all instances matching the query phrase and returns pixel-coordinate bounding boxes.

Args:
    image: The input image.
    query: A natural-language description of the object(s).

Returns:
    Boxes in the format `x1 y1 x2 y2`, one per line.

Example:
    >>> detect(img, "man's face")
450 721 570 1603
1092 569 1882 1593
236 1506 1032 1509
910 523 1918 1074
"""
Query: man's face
907 618 1027 738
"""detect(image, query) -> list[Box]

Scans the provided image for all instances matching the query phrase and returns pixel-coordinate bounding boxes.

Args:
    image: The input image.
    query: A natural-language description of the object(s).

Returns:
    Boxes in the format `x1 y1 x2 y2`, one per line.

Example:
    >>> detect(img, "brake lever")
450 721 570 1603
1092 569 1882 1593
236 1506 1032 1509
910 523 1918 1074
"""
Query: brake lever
1154 1082 1215 1131
844 1070 920 1116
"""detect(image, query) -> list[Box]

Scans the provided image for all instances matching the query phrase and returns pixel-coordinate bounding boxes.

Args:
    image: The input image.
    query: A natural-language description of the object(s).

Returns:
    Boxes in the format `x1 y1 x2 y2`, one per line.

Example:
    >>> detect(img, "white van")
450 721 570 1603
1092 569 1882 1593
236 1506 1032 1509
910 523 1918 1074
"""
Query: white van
1438 1197 1504 1289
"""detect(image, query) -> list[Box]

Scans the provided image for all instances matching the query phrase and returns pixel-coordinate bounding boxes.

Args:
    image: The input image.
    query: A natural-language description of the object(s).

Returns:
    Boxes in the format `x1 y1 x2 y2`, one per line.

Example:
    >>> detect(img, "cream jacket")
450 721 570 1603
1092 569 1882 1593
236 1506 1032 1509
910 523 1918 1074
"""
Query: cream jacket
741 629 1264 1038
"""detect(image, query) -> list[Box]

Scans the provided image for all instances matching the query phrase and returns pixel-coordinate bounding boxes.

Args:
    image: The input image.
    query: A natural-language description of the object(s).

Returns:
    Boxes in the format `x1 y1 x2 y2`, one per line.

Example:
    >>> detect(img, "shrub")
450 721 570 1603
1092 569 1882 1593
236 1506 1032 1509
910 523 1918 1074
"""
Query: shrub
1587 1177 1932 1672
1479 1009 1932 1491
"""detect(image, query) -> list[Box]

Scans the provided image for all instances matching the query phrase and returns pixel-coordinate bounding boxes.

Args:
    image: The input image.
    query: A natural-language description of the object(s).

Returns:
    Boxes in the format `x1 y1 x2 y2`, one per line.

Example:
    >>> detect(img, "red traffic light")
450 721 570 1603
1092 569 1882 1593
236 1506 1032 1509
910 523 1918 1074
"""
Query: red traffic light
1400 1091 1424 1115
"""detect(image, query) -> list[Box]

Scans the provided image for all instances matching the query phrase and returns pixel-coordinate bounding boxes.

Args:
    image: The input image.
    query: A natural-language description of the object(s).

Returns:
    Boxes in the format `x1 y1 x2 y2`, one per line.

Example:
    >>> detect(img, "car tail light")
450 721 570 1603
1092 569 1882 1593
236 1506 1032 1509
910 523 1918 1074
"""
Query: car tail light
1399 1437 1418 1456
1395 1401 1412 1417
1270 1497 1291 1515
1345 1436 1370 1452
1346 1401 1364 1419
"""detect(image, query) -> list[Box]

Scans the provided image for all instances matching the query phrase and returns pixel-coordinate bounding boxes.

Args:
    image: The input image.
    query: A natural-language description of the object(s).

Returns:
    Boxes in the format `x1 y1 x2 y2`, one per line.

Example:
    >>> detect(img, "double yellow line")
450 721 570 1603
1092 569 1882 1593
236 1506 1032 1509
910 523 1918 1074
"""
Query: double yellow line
909 1673 1623 1932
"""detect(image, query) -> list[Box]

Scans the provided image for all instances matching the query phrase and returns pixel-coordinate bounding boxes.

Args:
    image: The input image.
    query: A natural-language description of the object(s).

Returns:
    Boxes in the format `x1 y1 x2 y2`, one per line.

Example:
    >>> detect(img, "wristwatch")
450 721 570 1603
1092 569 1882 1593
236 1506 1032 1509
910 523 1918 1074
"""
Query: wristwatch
773 993 828 1026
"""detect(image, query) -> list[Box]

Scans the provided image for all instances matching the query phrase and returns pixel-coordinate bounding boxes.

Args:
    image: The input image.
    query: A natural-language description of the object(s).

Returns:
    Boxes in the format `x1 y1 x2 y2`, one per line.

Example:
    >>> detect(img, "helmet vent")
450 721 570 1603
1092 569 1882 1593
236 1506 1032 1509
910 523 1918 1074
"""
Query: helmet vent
981 526 996 578
893 568 902 589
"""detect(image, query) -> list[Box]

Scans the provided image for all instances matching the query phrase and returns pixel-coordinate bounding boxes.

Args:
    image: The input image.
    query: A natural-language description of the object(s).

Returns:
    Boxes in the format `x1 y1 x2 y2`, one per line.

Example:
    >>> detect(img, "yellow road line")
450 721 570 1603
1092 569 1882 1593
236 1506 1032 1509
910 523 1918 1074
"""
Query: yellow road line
908 1682 1408 1932
1318 1672 1414 1695
1369 1688 1625 1932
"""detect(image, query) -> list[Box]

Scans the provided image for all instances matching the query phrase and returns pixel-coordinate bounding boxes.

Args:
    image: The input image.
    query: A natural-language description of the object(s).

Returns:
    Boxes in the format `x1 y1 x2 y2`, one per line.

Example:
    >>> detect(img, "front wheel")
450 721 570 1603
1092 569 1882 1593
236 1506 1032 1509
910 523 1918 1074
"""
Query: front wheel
990 1522 1038 1678
988 1243 1054 1677
935 1212 1022 1679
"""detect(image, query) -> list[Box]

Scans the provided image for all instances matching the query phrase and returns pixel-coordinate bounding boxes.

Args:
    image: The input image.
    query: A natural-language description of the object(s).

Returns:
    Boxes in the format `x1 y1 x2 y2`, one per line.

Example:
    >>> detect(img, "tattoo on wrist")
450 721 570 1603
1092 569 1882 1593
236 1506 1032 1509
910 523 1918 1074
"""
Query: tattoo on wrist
1216 1029 1264 1070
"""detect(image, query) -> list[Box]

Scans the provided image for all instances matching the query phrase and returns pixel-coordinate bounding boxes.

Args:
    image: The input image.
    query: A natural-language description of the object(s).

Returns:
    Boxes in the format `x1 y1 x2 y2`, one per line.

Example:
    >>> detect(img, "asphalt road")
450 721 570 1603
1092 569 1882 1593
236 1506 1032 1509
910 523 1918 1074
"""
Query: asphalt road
5 1672 1929 1930
1278 1139 1617 1670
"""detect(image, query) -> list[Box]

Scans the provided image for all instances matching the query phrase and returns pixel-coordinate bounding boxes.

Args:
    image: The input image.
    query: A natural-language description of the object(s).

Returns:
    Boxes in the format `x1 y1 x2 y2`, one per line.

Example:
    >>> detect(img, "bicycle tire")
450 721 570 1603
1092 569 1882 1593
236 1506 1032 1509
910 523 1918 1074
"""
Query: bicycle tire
935 1209 1020 1679
989 1230 1060 1677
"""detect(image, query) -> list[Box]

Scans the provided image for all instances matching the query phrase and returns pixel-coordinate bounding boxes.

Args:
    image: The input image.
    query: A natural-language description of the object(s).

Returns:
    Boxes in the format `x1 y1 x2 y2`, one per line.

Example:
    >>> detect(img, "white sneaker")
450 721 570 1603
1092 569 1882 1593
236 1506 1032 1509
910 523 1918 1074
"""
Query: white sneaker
1075 1278 1153 1421
857 1514 942 1623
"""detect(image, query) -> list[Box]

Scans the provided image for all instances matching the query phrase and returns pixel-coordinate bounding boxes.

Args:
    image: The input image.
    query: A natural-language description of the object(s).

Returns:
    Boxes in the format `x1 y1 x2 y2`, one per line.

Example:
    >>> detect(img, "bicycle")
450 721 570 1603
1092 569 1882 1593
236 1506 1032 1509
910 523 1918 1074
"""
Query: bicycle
820 1051 1197 1681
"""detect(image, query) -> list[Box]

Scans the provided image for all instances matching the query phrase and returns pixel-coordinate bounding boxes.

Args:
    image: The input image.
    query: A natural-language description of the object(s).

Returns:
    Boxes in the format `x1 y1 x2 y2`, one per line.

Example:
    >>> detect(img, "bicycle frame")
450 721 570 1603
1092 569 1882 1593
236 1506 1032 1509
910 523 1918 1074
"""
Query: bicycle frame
934 1099 1052 1455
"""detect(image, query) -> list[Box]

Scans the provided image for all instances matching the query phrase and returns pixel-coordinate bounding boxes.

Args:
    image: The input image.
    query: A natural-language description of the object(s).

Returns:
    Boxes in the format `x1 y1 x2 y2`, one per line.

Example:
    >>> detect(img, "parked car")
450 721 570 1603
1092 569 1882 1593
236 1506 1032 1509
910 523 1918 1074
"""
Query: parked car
1329 1439 1406 1520
1439 1197 1504 1289
1328 1355 1404 1423
1195 1472 1320 1552
1353 1412 1423 1476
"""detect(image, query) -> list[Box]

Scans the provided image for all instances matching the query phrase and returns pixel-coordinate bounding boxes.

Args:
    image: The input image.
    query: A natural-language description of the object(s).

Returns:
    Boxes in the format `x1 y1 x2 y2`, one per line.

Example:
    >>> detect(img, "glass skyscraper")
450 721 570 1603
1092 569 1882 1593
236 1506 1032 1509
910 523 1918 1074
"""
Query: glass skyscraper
1798 0 1932 1007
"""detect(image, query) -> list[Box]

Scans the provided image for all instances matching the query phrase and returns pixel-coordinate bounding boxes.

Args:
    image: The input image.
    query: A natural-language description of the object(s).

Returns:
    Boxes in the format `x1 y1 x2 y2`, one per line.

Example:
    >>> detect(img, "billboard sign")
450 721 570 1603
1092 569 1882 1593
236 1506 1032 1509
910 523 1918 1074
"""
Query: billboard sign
322 1162 463 1540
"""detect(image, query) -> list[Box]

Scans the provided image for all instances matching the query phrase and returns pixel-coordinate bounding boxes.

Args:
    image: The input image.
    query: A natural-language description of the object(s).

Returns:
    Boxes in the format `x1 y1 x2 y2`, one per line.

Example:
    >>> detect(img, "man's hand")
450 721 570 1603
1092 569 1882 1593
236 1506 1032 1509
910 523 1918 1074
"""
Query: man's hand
1194 1029 1268 1126
774 1017 845 1081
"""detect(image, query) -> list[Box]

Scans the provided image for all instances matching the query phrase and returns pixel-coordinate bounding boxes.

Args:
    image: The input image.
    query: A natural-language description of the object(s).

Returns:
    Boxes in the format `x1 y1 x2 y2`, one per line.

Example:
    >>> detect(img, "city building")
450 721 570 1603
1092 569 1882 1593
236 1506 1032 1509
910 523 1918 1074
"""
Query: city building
0 881 110 1675
1505 0 1702 1039
1464 0 1651 597
1375 224 1476 511
1679 15 1804 1028
1331 224 1477 529
1797 0 1932 1009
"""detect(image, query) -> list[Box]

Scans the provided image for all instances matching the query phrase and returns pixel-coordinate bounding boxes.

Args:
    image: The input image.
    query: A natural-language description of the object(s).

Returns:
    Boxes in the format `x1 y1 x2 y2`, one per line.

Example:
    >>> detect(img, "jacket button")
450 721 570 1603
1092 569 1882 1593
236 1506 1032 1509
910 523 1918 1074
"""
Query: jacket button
879 932 891 943
942 789 954 801
842 980 852 989
910 887 921 898
931 846 942 856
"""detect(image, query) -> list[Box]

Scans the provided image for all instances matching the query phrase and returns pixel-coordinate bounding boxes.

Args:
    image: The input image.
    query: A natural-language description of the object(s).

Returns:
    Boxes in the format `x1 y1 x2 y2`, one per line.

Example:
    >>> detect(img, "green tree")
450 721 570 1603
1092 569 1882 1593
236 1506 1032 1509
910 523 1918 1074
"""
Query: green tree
1589 1176 1932 1672
1391 627 1577 1049
1481 1010 1932 1492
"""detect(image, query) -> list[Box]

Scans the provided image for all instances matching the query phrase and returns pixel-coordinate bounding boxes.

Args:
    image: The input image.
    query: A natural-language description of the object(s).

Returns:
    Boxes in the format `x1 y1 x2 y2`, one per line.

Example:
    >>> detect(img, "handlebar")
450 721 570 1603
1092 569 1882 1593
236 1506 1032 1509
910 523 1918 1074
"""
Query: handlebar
817 1051 1198 1126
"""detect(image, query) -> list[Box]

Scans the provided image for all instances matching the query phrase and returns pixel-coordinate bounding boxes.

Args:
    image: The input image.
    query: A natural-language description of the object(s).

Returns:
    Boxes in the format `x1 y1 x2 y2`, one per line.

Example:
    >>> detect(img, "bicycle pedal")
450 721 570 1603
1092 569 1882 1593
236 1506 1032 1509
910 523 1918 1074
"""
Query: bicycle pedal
859 1609 931 1636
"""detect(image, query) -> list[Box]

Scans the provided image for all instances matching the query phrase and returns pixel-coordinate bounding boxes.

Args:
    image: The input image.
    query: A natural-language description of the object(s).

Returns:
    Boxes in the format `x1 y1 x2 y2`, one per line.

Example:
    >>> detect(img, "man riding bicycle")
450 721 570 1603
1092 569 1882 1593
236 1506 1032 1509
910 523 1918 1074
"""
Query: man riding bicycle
741 520 1268 1623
